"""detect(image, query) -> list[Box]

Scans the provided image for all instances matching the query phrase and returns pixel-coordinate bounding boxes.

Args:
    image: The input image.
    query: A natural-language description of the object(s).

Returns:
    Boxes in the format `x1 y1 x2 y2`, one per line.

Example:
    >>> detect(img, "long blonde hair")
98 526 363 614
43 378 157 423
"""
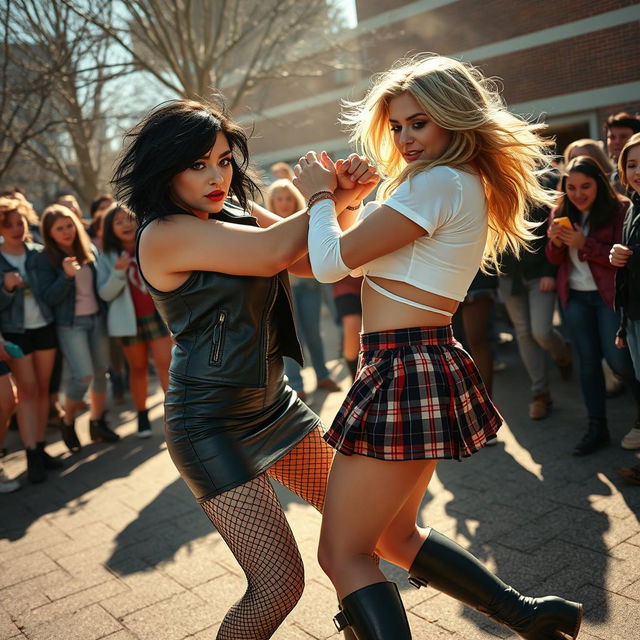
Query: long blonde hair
0 196 38 242
341 54 556 270
265 179 305 216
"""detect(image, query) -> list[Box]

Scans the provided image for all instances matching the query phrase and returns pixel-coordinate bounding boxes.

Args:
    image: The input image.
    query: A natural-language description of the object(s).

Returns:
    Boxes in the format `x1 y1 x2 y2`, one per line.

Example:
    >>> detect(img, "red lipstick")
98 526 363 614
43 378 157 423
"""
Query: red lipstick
205 190 225 202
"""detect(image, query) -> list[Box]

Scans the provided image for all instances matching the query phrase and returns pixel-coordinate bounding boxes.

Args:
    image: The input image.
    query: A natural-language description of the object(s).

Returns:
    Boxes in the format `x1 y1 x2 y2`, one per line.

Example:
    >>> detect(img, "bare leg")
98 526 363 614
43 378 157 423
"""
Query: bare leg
8 355 39 449
149 335 172 392
318 453 435 598
31 348 56 442
122 342 150 411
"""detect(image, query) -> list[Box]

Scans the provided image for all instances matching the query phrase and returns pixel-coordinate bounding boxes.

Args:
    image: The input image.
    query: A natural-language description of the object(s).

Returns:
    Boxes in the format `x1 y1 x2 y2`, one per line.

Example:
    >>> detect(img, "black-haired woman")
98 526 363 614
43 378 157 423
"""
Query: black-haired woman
112 99 377 639
547 155 640 455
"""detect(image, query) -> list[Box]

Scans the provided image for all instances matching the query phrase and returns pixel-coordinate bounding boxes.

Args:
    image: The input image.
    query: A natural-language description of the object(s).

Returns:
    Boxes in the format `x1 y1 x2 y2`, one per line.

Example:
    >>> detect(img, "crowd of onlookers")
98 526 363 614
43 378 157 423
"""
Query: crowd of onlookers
0 192 172 491
1 110 639 493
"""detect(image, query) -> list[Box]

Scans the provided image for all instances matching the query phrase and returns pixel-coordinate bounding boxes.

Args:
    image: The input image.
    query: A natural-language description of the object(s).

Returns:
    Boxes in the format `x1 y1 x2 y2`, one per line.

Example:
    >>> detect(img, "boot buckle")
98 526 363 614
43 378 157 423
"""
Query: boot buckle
408 575 429 589
333 610 350 631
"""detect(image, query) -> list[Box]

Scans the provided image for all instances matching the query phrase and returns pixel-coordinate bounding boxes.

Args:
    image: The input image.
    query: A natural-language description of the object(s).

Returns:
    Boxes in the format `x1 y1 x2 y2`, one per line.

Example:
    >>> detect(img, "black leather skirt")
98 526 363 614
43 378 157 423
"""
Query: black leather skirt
164 353 321 502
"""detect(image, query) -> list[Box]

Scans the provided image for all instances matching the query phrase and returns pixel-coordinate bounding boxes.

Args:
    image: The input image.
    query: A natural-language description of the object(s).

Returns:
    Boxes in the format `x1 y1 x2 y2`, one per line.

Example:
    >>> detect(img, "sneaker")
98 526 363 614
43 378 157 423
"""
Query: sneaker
0 465 20 493
621 426 640 450
136 409 152 439
529 392 552 420
316 377 341 392
615 463 640 485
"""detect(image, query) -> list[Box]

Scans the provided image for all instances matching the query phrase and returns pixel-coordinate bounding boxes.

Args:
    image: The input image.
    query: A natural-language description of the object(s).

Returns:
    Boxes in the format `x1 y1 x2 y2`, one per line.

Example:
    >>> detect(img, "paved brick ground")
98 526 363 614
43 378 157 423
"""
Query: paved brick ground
1 310 639 639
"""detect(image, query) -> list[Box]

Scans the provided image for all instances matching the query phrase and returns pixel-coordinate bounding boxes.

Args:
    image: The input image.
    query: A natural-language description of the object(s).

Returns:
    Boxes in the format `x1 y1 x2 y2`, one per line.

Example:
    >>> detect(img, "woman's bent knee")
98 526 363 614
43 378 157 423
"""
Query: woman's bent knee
376 528 424 569
263 560 305 614
317 537 337 578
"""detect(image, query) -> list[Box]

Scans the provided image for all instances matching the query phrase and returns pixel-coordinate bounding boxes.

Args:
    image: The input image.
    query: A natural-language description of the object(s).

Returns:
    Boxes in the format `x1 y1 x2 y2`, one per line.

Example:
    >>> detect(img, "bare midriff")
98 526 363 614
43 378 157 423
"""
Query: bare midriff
361 276 459 333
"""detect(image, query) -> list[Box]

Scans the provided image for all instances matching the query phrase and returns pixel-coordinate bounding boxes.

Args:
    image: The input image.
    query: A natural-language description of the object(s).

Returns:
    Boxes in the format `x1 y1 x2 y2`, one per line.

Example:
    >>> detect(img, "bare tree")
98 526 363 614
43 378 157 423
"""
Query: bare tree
62 0 356 110
4 0 130 205
0 0 61 183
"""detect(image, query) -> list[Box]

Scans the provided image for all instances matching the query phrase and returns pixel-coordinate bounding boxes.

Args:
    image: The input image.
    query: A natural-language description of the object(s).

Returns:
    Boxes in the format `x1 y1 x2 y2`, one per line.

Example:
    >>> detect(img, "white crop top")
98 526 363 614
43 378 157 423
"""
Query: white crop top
351 166 488 303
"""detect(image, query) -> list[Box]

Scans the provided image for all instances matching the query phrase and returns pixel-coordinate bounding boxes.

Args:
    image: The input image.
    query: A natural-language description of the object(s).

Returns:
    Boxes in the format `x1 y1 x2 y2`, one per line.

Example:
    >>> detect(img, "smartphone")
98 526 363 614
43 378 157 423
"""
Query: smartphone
552 216 573 229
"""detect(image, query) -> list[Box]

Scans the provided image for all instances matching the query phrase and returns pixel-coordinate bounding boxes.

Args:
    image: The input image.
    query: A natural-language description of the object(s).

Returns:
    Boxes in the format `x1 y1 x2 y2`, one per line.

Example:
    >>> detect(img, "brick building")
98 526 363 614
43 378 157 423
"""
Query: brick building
242 0 640 176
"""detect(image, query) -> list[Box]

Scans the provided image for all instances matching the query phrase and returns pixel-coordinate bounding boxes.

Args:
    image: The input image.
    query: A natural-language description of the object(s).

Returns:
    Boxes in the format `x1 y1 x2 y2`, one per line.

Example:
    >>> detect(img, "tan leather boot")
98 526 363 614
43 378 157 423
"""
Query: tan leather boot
528 392 552 420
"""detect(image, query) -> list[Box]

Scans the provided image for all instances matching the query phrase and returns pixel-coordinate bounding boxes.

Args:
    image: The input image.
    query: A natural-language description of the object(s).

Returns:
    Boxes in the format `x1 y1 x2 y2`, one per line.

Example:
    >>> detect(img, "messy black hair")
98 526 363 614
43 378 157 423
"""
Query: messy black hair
112 99 260 224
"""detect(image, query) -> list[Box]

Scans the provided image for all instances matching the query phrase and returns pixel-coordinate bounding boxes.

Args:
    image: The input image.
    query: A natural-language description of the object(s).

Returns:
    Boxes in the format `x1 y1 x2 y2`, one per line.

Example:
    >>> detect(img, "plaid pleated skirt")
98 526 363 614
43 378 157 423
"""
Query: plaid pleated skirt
120 312 169 346
324 325 503 460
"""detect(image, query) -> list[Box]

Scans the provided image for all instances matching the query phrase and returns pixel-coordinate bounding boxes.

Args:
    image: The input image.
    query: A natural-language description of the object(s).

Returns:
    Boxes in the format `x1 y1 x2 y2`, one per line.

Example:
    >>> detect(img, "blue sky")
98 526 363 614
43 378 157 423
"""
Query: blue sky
334 0 358 27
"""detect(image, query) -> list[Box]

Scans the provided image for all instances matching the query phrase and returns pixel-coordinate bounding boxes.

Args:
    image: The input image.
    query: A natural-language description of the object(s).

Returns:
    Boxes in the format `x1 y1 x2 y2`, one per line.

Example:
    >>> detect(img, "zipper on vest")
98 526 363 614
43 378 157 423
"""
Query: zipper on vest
260 279 277 384
210 311 227 365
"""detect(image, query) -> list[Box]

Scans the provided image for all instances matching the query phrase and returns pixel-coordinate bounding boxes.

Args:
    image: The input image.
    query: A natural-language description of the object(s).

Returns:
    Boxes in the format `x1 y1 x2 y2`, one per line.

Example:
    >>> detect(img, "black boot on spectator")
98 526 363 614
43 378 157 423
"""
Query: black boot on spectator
136 409 152 439
26 447 46 483
36 442 63 469
572 417 610 456
60 420 81 452
89 412 120 443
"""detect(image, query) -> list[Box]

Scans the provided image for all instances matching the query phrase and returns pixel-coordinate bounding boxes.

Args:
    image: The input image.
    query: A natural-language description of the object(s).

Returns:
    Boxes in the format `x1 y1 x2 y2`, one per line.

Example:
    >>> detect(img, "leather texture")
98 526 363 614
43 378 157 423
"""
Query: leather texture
408 529 582 639
338 581 411 639
137 203 319 501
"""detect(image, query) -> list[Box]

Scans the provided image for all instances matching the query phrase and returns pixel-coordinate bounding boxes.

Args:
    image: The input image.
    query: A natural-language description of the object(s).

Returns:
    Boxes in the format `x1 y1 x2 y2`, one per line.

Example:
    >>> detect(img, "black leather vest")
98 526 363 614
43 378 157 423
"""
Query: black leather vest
137 203 303 388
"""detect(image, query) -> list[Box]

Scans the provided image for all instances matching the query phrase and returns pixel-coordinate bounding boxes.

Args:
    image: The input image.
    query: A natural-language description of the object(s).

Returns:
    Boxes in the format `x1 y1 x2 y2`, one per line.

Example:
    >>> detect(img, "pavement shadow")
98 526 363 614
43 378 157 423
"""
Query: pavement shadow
105 477 210 575
0 396 168 543
102 359 349 577
433 340 639 635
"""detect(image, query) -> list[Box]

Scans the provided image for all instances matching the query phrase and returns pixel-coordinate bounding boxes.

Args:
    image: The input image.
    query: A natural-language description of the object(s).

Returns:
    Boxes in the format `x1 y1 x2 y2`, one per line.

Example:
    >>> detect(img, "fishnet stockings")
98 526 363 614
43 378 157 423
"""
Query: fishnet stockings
266 425 333 513
202 474 304 640
200 426 334 639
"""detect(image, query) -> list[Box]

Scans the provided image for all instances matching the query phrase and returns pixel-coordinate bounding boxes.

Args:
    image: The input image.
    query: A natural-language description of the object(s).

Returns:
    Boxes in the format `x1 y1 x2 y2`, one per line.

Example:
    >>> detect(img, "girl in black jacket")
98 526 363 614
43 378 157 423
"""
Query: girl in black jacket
611 133 640 477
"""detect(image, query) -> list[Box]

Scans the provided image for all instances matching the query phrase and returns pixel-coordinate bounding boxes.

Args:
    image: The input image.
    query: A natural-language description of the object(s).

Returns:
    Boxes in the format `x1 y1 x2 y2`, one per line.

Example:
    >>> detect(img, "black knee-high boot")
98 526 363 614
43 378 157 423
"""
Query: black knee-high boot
333 581 411 639
337 600 358 640
408 529 582 640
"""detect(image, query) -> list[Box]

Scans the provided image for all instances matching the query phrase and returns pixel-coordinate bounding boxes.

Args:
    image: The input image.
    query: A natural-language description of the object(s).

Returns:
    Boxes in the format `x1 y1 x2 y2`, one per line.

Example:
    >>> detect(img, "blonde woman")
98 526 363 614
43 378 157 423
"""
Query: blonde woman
295 55 583 639
265 179 340 399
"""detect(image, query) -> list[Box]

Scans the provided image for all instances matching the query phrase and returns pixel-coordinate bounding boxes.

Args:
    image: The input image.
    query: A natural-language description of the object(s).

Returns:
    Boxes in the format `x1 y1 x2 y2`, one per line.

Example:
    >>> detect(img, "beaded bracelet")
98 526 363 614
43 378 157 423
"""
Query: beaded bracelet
307 190 337 212
345 202 362 211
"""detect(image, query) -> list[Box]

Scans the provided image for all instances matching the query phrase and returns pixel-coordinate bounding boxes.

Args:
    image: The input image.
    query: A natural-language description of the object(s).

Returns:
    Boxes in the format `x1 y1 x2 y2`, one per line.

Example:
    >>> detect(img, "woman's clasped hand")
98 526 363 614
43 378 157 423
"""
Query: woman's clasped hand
294 151 380 202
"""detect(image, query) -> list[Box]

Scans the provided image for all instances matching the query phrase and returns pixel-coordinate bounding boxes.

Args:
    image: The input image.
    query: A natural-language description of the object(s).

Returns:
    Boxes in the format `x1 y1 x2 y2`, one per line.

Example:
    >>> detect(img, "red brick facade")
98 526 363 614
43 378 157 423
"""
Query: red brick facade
247 0 640 167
